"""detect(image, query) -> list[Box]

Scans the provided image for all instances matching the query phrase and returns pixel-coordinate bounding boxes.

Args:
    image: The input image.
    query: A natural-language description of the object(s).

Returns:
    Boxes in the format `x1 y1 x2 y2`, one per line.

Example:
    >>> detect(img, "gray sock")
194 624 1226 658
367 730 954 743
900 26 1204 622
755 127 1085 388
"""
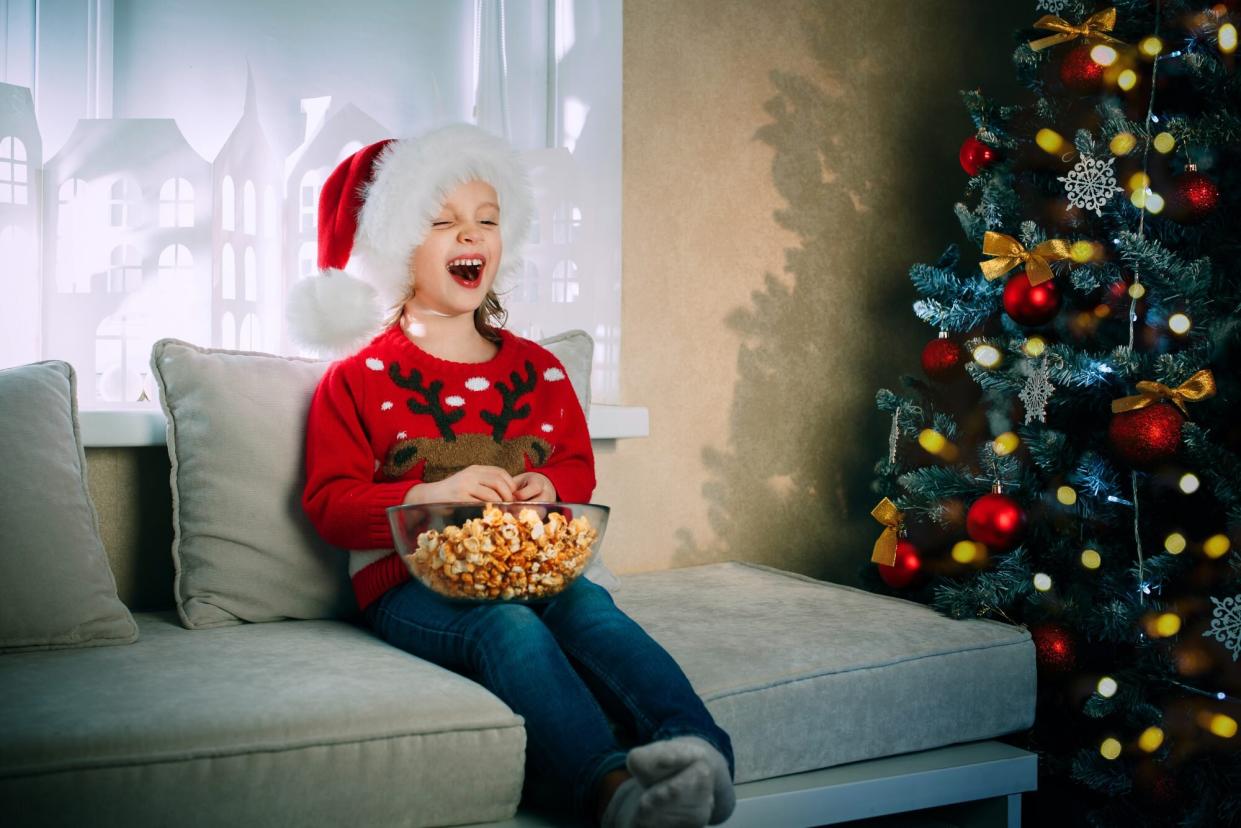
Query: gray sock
635 760 713 828
602 777 644 828
627 736 735 825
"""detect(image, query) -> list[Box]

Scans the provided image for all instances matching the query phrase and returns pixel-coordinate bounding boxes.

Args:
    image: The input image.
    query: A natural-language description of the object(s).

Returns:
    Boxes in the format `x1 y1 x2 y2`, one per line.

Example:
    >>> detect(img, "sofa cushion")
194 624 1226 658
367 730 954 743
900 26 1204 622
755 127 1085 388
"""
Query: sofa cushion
0 612 526 827
151 331 603 630
0 361 138 653
615 562 1036 784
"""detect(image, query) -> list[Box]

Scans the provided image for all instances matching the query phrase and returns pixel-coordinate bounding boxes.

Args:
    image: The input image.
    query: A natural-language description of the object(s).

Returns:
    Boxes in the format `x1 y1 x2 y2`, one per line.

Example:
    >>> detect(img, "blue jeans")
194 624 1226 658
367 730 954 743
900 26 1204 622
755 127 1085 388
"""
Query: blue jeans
365 576 734 821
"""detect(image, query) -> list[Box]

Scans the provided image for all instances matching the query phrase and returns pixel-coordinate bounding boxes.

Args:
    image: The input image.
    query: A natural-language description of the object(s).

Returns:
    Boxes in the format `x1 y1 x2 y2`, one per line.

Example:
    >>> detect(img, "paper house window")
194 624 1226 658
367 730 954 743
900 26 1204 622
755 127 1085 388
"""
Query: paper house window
109 179 140 229
1 137 29 205
221 176 236 230
94 315 146 402
299 170 321 233
239 313 260 350
108 245 142 293
517 260 539 303
158 243 193 279
222 242 236 299
552 203 581 244
244 247 257 301
243 181 257 235
221 311 236 349
159 178 195 228
298 241 316 279
551 260 579 303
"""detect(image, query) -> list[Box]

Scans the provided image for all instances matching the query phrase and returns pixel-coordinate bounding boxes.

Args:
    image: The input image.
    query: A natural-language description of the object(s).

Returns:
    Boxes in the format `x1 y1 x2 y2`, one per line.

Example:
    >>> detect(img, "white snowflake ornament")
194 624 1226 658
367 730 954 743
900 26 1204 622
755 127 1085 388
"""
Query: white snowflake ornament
1058 153 1123 217
1019 358 1055 424
1203 594 1241 661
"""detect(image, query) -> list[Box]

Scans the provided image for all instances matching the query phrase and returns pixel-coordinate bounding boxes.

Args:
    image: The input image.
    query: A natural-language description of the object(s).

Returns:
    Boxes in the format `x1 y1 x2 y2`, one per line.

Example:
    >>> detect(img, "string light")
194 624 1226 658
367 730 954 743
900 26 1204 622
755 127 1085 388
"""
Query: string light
1149 612 1182 637
1203 534 1231 559
1056 486 1077 506
1203 713 1237 739
1081 548 1102 569
1090 45 1119 66
1145 190 1165 214
1117 70 1138 91
1164 532 1187 554
1140 36 1164 57
1128 171 1151 191
1220 23 1237 55
1109 132 1137 155
1153 132 1176 153
1097 676 1118 697
1023 336 1047 356
1100 737 1122 760
972 344 1002 368
1168 313 1191 334
1128 282 1146 299
1179 473 1200 494
1138 726 1164 752
951 540 983 564
1033 572 1053 592
1036 128 1065 155
918 429 946 454
993 432 1020 456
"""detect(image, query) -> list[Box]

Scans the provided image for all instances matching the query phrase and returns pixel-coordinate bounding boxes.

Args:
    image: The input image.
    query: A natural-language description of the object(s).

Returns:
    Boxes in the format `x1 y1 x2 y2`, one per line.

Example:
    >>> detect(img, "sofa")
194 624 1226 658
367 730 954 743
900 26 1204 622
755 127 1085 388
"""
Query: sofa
0 338 1038 828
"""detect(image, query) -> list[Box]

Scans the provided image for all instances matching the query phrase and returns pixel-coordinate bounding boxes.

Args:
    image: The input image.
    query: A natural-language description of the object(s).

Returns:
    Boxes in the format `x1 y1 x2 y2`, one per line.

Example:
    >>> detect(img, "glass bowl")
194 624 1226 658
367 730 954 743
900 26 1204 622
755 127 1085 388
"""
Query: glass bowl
387 502 610 602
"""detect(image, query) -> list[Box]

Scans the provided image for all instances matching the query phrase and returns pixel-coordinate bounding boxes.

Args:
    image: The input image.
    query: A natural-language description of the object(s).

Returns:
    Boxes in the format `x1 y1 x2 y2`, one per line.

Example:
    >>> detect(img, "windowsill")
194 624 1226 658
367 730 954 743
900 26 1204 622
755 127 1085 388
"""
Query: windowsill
80 405 650 448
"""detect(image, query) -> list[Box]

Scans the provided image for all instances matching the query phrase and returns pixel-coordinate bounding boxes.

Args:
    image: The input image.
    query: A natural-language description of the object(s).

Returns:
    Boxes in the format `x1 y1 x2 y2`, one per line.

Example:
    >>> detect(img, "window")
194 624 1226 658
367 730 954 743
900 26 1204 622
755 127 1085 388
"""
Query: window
0 137 29 205
243 180 257 235
221 242 236 299
244 247 257 301
158 244 193 279
551 260 579 303
109 179 140 229
298 241 317 280
94 315 147 402
299 170 322 234
220 175 235 231
517 260 540 303
552 203 582 245
239 313 260 350
159 178 194 227
108 245 142 292
221 311 236 349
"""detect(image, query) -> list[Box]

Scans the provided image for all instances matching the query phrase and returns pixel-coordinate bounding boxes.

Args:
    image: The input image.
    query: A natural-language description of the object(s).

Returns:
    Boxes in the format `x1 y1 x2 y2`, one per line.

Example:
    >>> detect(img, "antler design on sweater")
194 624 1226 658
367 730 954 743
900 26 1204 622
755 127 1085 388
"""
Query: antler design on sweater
388 363 464 441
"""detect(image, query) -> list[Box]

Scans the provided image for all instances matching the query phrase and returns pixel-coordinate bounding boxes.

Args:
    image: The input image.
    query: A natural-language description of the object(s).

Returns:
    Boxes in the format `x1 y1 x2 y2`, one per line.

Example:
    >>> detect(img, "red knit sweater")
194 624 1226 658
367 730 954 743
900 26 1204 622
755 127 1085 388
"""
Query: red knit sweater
302 324 596 611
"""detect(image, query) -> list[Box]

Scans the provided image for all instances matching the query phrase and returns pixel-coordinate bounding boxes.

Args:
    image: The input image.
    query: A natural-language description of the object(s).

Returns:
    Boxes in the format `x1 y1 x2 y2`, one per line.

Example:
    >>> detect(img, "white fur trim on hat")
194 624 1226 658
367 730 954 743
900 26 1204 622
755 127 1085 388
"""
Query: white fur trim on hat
286 269 382 355
355 124 534 316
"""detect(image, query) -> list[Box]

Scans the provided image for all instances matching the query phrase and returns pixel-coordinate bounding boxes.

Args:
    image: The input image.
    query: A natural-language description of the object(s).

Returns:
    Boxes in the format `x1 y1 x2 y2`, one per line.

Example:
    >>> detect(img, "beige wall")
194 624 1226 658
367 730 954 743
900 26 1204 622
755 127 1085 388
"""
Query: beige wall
597 0 1028 585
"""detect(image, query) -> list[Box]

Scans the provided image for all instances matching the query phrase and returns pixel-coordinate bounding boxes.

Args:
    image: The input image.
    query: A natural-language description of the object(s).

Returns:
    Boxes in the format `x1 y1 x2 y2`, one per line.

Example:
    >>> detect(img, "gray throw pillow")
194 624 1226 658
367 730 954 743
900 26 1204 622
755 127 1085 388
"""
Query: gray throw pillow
0 361 139 652
151 330 601 629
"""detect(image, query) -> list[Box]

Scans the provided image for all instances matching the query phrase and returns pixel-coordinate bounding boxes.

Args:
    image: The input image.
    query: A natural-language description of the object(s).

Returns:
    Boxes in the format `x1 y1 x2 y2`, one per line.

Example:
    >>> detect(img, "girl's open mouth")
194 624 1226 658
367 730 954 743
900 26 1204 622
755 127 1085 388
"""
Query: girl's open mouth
447 256 485 288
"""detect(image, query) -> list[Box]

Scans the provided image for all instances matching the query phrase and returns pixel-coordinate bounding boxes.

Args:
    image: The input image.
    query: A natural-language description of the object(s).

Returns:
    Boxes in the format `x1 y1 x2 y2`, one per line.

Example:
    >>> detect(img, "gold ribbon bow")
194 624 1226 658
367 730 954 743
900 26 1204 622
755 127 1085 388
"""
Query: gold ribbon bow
1028 7 1124 51
870 498 903 566
1111 369 1217 415
980 232 1072 286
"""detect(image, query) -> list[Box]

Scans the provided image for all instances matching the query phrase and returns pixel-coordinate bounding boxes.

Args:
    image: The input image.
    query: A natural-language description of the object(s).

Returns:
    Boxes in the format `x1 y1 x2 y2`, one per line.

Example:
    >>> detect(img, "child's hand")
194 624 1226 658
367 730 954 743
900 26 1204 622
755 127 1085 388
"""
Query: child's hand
404 465 517 504
512 472 557 502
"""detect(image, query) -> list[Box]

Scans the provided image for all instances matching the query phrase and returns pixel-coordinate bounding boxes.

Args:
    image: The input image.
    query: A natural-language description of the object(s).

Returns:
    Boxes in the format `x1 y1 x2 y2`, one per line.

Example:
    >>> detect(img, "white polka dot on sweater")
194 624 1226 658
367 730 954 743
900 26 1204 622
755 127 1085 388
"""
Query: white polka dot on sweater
396 431 408 440
365 358 384 371
445 395 465 407
380 401 394 411
543 367 565 382
465 377 490 391
541 423 554 433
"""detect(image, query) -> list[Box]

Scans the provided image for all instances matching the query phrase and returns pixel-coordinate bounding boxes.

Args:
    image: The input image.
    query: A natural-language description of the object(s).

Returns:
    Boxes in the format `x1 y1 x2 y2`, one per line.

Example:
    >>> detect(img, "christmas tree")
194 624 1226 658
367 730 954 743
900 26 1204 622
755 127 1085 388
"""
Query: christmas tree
868 2 1240 824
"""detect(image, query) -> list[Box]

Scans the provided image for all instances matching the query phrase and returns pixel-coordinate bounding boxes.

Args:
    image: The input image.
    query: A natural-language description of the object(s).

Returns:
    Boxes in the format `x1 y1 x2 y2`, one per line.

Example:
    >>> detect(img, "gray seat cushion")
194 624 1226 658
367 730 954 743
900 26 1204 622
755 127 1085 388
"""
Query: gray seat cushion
0 613 526 827
616 562 1035 783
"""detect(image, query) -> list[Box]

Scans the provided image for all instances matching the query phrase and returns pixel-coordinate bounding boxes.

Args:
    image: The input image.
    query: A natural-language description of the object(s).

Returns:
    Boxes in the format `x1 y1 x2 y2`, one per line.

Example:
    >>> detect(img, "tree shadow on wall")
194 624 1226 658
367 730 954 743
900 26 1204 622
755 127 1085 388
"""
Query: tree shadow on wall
671 6 999 585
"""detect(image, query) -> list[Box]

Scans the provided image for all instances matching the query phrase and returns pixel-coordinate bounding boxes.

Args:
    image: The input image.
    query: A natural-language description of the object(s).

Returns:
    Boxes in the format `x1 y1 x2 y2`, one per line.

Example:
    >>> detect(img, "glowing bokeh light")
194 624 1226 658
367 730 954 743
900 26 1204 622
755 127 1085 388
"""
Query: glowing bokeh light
1168 313 1191 334
1140 36 1164 57
1153 132 1176 153
1090 45 1119 66
1097 676 1118 697
1128 282 1146 299
1036 129 1065 154
1204 534 1231 559
1117 70 1138 91
1179 473 1200 494
993 432 1020 456
1056 486 1077 506
1220 24 1237 55
1023 336 1047 356
1138 726 1164 752
1164 532 1186 555
1100 738 1122 760
1109 132 1137 156
1033 572 1053 592
973 344 1002 368
1081 549 1102 569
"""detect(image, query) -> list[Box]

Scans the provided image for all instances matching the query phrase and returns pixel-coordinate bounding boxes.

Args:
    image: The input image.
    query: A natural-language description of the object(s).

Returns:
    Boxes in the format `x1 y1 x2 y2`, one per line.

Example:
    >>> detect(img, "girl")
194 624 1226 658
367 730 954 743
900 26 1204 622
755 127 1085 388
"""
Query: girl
288 124 736 828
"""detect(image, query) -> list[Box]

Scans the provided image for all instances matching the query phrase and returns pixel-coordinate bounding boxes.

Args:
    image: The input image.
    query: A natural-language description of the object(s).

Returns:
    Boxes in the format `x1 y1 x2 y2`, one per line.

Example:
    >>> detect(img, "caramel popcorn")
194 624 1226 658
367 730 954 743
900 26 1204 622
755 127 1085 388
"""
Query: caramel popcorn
405 505 598 600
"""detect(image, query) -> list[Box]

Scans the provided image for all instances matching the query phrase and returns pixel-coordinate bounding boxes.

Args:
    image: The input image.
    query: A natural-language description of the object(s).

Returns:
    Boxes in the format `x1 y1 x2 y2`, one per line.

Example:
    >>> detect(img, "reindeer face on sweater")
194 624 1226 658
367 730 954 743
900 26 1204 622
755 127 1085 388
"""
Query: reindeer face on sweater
380 359 553 481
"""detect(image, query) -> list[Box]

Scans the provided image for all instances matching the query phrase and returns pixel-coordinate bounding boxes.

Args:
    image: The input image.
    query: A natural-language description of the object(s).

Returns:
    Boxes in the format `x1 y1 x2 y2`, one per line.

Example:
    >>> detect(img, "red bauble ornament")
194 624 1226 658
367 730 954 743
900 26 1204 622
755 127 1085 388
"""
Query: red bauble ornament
1002 271 1061 326
1031 623 1076 672
1107 401 1185 468
1169 169 1220 224
1059 44 1104 93
959 136 997 176
921 336 966 382
878 539 922 589
966 492 1026 550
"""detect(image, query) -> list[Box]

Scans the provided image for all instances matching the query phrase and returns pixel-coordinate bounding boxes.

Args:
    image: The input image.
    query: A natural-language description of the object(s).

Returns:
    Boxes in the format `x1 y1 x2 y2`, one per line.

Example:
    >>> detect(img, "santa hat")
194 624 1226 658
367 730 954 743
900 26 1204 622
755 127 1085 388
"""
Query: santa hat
286 124 534 354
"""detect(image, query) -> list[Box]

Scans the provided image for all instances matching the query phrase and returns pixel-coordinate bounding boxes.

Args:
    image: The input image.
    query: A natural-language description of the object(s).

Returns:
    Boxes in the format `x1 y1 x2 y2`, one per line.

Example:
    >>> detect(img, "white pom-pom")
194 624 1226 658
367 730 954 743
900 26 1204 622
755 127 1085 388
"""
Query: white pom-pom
543 367 565 382
465 377 490 391
285 269 383 356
